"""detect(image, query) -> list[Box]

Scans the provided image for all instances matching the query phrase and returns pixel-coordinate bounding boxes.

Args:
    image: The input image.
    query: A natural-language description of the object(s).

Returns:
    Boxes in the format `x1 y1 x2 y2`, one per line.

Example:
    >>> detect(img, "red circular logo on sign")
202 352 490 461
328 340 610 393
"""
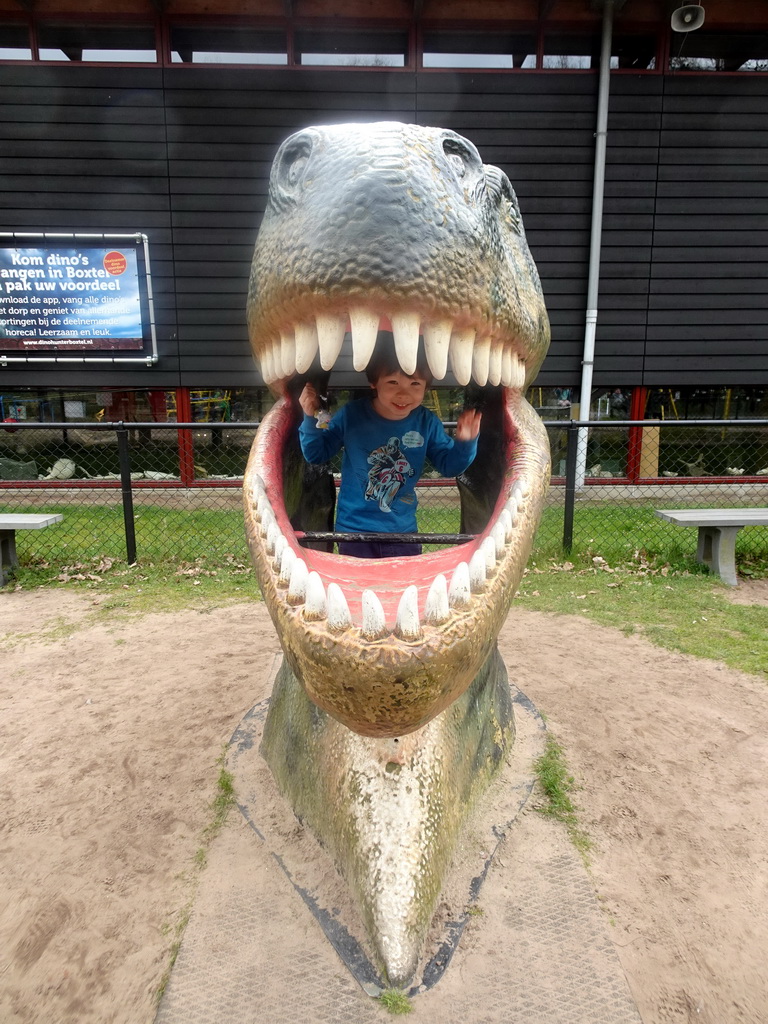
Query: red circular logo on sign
103 251 128 276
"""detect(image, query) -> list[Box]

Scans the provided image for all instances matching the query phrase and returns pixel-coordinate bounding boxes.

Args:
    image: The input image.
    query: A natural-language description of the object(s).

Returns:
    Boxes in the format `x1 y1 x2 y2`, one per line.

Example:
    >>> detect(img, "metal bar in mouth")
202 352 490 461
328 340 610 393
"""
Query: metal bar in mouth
296 532 477 545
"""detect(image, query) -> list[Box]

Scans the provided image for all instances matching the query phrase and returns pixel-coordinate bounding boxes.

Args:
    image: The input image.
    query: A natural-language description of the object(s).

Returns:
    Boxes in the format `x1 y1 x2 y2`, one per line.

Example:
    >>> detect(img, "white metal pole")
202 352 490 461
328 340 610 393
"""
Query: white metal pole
576 0 614 488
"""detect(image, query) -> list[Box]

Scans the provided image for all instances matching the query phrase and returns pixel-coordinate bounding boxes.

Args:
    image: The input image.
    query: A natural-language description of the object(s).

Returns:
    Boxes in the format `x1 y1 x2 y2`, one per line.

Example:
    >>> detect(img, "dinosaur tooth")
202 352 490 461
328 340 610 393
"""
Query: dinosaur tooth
488 342 503 386
395 585 421 641
304 571 327 620
361 589 387 640
512 353 527 389
287 557 309 604
481 535 497 572
255 490 272 521
270 339 284 382
259 343 274 384
448 561 471 609
491 522 506 558
272 534 287 569
449 327 475 386
499 506 514 541
424 573 449 625
505 495 519 524
468 548 487 591
294 321 319 374
422 319 452 380
326 582 352 632
472 335 491 386
280 328 295 378
259 506 276 538
250 473 265 502
391 312 421 375
501 345 514 387
278 546 296 585
349 307 380 371
265 521 279 555
316 314 346 371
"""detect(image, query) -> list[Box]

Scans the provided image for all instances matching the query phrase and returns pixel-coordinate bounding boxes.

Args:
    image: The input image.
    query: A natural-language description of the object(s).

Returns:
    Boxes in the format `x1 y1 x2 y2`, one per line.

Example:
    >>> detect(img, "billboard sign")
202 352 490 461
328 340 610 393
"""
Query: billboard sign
0 234 157 363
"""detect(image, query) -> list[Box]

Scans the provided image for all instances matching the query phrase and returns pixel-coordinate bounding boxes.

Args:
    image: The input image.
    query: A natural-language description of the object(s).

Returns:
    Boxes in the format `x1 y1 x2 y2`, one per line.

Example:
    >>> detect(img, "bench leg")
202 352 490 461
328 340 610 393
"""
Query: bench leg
0 529 18 588
709 526 741 587
696 527 715 567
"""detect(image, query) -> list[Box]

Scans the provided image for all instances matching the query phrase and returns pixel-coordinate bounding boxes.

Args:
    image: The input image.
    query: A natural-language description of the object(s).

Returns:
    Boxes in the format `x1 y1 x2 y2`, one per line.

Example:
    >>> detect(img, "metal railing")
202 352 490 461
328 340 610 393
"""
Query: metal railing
1 418 766 573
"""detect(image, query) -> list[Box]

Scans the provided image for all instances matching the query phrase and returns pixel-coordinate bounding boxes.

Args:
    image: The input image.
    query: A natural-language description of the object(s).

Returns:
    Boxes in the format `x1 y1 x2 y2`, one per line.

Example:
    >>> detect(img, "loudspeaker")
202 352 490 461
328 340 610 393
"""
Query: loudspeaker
671 4 706 32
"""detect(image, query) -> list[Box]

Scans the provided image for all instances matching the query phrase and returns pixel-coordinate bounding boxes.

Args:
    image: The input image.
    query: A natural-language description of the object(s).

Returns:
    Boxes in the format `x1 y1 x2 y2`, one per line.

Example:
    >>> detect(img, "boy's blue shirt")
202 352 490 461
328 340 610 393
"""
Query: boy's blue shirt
299 398 478 534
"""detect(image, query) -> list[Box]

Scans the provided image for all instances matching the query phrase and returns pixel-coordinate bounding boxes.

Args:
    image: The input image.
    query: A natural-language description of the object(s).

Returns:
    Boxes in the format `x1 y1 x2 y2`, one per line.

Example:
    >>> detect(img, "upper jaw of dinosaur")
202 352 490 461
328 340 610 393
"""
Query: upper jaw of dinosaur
252 306 534 391
244 309 550 739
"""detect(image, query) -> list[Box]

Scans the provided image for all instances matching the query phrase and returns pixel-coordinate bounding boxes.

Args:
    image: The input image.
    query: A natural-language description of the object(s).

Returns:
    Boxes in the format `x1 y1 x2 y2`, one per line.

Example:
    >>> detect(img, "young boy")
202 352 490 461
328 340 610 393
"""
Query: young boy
298 337 482 558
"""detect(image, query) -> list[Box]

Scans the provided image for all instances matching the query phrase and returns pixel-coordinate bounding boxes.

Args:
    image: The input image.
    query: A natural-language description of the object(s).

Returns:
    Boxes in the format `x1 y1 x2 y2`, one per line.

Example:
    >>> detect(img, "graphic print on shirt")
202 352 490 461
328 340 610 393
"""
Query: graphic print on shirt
364 436 415 513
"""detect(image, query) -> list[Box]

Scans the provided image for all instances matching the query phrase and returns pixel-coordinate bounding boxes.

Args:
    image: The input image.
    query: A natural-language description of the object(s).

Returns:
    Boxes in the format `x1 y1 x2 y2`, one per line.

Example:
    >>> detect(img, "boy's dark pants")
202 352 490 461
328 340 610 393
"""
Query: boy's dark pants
338 541 423 558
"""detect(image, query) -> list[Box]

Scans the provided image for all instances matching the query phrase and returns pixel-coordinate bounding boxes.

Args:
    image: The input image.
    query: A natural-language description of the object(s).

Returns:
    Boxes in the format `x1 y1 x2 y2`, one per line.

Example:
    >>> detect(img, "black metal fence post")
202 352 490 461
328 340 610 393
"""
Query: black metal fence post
562 421 579 553
116 423 137 564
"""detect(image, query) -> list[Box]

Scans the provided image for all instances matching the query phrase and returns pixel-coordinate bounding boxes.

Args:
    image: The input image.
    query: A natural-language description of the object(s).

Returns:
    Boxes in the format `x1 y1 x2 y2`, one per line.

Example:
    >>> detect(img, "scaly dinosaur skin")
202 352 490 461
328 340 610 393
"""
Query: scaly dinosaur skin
244 121 550 738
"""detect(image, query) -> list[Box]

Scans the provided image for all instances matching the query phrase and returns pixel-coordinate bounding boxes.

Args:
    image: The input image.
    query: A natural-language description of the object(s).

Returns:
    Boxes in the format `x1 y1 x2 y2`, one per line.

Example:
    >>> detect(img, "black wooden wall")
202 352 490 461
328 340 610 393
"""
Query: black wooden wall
1 64 766 390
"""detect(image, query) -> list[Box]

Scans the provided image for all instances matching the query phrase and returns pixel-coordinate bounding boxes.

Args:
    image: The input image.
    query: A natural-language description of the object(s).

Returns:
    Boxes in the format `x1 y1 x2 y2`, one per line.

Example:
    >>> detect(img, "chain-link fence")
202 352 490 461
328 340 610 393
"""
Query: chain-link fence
1 419 767 578
540 418 768 569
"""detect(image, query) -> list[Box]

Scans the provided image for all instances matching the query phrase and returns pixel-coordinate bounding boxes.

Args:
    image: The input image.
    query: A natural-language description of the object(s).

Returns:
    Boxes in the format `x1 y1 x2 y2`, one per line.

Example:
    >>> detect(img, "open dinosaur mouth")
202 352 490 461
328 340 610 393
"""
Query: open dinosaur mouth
244 121 551 737
243 321 550 739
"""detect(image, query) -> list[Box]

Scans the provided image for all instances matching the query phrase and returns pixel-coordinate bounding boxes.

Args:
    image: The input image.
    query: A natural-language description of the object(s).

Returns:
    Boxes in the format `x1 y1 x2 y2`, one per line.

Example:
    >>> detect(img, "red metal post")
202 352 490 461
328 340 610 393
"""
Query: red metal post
175 387 196 486
626 386 647 482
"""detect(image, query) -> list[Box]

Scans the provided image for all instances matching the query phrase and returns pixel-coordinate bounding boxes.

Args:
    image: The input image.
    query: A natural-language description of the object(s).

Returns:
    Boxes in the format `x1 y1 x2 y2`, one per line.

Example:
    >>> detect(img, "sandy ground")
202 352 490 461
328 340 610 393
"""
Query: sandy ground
1 583 767 1024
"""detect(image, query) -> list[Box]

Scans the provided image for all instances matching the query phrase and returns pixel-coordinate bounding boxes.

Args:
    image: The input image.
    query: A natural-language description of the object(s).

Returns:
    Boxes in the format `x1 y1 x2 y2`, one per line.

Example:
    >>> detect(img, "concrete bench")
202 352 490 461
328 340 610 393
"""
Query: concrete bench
655 508 768 586
0 513 63 587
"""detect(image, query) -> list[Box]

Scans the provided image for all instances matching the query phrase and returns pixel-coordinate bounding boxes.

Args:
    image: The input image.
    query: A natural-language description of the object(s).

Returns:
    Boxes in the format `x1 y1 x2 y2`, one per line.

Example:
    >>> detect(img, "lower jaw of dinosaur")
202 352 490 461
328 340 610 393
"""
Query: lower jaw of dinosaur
261 644 515 989
244 385 550 739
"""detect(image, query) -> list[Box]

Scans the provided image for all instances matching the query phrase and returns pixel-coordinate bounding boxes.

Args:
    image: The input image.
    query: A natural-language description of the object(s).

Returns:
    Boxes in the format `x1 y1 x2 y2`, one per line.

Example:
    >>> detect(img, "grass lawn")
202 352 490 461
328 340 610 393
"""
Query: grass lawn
3 500 767 681
517 556 768 679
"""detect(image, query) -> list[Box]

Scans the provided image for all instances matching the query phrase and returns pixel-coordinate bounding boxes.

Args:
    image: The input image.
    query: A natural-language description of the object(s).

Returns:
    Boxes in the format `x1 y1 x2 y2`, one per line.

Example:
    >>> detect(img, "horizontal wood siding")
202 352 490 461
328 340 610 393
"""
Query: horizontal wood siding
0 65 766 390
647 75 768 387
599 76 661 387
0 64 179 388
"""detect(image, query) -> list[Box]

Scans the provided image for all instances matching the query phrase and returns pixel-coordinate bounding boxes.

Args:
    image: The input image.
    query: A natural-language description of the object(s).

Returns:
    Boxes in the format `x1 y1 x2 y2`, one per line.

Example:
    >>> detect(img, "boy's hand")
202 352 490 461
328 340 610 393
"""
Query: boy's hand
456 408 482 441
299 383 320 417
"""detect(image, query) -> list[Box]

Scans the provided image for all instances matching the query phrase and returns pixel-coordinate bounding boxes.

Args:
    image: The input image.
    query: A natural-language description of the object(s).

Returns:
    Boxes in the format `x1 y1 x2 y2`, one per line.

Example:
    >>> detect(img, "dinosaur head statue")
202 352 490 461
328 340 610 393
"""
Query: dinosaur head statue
245 122 551 738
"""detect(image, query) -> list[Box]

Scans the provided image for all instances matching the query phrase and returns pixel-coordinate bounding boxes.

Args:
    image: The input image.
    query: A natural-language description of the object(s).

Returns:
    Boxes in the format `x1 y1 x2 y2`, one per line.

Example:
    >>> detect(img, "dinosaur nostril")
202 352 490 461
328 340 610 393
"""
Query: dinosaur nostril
442 135 481 183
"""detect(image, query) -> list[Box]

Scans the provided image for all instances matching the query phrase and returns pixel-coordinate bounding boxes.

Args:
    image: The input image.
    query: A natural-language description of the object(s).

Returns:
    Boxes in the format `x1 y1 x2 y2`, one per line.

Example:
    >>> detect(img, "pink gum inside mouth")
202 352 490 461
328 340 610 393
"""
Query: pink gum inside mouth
256 394 519 624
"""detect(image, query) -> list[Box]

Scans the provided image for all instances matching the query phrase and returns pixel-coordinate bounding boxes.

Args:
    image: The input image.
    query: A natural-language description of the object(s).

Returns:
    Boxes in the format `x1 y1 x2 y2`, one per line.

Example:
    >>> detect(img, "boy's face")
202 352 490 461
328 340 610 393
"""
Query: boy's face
370 370 428 420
